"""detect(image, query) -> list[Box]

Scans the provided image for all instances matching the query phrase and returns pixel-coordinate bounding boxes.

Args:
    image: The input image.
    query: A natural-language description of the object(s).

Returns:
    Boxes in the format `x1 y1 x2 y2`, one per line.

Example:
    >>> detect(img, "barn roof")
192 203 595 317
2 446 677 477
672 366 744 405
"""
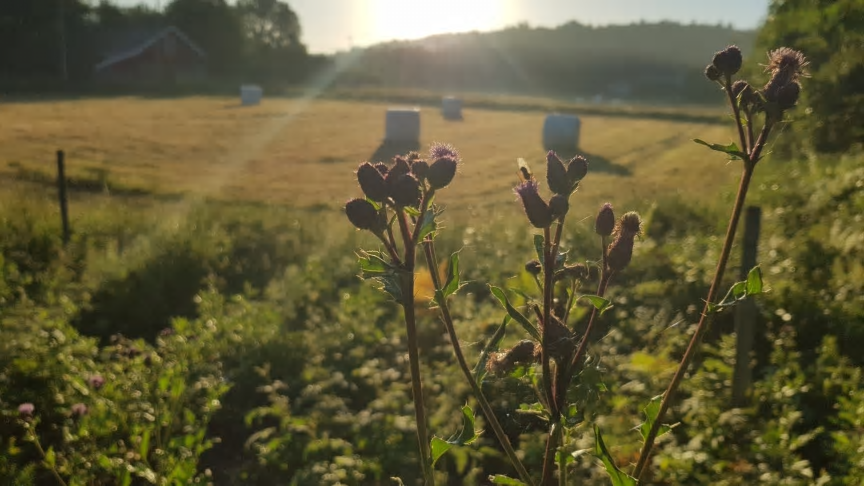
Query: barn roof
95 26 206 71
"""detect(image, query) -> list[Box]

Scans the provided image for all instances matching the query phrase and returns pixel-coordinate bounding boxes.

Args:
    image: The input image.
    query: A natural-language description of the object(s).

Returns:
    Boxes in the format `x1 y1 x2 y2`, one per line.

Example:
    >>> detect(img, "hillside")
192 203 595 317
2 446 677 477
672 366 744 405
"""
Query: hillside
334 21 756 103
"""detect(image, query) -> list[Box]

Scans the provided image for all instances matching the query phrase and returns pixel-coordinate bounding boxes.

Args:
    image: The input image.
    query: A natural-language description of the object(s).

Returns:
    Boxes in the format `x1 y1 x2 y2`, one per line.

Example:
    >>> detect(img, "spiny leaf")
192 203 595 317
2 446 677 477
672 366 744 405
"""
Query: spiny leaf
746 265 764 295
357 250 406 303
430 437 452 467
416 206 439 242
594 426 637 486
447 404 480 445
489 475 527 485
431 405 481 467
473 315 510 385
693 138 748 161
489 285 541 341
639 394 674 442
442 251 462 299
580 295 614 314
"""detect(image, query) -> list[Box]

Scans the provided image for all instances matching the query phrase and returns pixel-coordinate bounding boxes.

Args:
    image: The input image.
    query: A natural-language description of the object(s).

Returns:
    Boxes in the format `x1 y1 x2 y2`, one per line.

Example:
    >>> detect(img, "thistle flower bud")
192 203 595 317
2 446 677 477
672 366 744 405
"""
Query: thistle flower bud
486 339 538 375
357 162 389 202
566 155 589 183
765 47 809 80
619 211 643 237
345 198 382 232
561 263 588 281
712 45 743 76
390 174 422 208
373 162 389 175
595 203 615 236
549 194 569 221
546 151 570 195
525 260 542 276
411 160 429 181
776 81 801 110
390 156 411 180
705 64 721 81
405 151 422 163
731 80 756 110
427 157 458 190
606 234 635 273
545 316 574 361
515 180 552 228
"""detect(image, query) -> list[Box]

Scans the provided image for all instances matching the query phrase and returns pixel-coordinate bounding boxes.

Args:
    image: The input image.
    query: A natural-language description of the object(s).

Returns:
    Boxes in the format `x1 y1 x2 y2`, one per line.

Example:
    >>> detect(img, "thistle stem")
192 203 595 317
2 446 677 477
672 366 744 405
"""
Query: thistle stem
540 220 565 486
421 239 536 486
396 211 434 485
632 87 775 482
26 425 68 486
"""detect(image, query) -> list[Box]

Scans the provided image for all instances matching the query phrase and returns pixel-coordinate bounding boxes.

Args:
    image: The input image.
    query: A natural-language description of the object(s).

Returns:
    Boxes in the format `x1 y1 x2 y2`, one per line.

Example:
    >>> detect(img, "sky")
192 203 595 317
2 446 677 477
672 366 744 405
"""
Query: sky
116 0 771 54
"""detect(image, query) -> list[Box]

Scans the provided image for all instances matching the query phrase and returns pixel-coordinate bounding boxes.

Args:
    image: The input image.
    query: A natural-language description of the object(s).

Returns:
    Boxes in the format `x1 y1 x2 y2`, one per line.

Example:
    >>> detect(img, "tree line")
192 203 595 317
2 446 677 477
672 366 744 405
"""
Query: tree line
0 0 316 87
334 21 757 104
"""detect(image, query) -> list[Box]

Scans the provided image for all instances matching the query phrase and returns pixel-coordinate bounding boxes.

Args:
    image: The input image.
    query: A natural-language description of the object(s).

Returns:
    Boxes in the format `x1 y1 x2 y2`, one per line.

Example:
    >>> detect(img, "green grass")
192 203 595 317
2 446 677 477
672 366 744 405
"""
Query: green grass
0 96 742 216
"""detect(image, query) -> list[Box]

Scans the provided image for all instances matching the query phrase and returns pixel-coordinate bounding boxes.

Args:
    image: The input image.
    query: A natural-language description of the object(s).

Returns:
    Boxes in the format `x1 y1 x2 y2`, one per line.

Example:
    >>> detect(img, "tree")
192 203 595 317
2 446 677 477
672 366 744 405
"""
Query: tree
165 0 244 75
757 0 864 153
238 0 302 50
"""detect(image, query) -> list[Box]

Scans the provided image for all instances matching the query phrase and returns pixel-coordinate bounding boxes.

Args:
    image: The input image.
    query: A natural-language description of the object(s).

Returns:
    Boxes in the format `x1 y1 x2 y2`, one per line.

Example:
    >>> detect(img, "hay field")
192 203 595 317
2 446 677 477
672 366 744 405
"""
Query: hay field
0 96 741 213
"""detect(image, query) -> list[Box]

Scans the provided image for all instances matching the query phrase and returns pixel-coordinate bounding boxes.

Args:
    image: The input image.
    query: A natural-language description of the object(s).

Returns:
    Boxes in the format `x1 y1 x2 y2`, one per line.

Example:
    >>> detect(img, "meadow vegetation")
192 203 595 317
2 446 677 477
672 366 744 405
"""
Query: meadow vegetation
2 5 864 482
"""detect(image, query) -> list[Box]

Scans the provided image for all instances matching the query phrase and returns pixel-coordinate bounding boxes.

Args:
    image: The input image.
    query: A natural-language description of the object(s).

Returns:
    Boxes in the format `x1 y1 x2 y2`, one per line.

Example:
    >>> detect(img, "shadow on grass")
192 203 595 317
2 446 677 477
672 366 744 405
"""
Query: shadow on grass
368 140 421 164
5 163 160 198
544 145 631 177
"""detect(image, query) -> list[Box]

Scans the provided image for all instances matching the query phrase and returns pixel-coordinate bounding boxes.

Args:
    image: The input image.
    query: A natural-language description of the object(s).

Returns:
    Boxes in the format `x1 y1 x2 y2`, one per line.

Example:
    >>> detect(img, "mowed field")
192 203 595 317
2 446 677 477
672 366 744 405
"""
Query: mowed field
0 96 741 213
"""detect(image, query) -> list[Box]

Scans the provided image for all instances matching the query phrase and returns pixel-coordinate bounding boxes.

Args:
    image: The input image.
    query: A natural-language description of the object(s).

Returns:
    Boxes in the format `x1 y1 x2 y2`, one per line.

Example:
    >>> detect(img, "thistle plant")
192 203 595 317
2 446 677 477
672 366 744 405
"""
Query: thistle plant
346 44 806 486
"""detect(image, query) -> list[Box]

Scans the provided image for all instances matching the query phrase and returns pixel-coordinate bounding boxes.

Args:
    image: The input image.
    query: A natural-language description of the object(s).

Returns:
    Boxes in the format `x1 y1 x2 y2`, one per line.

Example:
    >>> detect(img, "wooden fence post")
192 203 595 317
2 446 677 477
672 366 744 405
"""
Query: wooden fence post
732 206 761 406
57 150 70 245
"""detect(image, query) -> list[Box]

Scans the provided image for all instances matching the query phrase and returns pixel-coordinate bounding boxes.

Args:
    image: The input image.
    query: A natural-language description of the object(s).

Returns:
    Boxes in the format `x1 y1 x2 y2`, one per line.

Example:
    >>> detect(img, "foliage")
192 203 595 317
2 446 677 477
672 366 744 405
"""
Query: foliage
757 0 864 153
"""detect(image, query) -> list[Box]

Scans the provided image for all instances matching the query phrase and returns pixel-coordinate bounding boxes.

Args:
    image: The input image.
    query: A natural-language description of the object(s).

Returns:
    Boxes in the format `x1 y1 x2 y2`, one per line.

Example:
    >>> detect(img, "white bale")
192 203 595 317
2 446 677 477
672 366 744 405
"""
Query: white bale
542 113 581 150
441 96 463 120
385 107 421 143
240 84 263 106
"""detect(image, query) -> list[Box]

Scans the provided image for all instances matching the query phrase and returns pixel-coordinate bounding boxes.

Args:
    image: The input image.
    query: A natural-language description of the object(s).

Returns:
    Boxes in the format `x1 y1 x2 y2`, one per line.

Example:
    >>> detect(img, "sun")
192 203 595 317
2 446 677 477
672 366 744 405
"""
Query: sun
367 0 505 43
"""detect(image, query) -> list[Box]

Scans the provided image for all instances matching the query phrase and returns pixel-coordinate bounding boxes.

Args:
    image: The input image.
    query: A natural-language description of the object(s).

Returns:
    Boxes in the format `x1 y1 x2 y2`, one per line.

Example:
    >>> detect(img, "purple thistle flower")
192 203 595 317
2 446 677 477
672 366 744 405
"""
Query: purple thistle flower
18 403 35 418
70 403 88 418
87 375 105 390
514 180 552 228
429 142 460 161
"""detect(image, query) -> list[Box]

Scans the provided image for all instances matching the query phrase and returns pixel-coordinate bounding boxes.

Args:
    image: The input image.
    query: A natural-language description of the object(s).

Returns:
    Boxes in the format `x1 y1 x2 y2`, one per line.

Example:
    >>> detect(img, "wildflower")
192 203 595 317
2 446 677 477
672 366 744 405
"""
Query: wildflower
566 155 589 183
764 47 809 80
607 212 642 273
427 146 459 190
411 160 429 181
70 403 88 419
514 180 552 229
549 194 569 221
87 375 105 390
705 64 721 81
390 174 422 208
429 142 459 161
595 203 615 236
712 45 743 76
546 151 570 195
345 198 382 232
357 162 389 202
18 403 35 419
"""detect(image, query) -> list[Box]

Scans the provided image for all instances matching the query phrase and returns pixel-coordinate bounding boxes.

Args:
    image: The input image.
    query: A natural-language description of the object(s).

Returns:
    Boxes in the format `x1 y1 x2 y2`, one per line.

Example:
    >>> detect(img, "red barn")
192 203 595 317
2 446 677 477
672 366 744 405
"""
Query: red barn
95 26 207 85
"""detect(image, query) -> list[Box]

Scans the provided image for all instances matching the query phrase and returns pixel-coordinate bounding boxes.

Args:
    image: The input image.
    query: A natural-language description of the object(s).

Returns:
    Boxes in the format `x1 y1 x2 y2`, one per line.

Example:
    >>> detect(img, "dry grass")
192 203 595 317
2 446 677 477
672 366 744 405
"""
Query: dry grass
0 96 741 215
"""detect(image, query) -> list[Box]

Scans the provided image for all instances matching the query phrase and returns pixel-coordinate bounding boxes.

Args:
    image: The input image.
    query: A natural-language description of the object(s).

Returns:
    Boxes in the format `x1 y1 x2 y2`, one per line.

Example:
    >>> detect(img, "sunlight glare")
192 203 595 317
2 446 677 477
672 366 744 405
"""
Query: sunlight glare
368 0 505 43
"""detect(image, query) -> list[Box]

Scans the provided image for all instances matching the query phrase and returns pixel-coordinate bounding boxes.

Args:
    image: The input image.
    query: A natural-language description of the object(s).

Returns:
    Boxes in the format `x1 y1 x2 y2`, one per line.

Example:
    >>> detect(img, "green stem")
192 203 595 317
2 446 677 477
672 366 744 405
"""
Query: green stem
422 240 536 486
26 425 68 486
632 164 756 481
397 211 434 485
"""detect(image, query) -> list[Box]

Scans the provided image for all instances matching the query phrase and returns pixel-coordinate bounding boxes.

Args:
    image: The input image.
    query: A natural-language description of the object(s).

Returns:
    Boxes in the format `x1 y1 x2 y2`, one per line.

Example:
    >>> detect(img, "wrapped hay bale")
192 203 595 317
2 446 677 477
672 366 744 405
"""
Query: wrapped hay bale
385 107 421 143
441 96 463 120
543 114 581 150
240 84 263 106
